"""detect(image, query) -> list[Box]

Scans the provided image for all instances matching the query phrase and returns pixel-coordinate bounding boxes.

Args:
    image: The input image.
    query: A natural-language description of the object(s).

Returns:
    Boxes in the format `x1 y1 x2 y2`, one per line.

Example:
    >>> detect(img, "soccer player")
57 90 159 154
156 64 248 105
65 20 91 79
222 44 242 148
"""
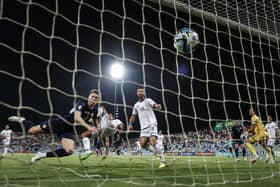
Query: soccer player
265 115 278 162
8 89 100 163
0 125 14 156
79 106 105 160
99 112 124 159
231 121 246 161
80 108 124 160
128 88 166 168
245 107 274 163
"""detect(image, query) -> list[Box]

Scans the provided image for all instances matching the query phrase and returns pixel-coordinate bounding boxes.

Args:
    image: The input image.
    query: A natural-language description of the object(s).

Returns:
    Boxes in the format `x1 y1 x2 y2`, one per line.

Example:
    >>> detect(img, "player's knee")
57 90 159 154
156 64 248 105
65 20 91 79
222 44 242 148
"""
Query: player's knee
140 138 147 146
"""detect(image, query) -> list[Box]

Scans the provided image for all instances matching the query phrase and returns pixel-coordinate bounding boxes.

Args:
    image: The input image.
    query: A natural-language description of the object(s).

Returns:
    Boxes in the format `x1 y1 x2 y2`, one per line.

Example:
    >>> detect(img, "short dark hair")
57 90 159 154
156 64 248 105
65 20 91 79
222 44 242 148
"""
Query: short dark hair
90 89 100 95
250 105 258 114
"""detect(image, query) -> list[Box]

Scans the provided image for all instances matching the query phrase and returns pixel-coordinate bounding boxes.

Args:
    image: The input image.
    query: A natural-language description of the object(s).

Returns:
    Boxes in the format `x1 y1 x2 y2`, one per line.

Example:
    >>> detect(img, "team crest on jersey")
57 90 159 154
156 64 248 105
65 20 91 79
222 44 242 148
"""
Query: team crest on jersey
42 124 47 129
138 106 145 112
78 105 82 110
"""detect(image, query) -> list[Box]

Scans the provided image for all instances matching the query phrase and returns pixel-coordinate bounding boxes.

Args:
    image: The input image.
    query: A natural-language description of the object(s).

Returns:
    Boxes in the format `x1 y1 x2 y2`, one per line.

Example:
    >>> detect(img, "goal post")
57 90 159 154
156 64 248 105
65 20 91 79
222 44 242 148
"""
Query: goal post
149 0 280 42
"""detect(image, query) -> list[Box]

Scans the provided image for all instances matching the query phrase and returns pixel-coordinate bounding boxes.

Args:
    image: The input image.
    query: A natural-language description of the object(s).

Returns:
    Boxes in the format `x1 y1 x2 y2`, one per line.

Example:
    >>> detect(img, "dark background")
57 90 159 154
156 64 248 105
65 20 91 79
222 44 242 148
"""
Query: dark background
0 0 279 135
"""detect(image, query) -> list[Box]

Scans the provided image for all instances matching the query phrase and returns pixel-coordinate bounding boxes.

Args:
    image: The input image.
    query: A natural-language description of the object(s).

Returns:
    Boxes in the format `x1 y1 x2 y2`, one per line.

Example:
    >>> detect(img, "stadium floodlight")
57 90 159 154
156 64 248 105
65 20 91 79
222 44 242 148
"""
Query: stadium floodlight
110 62 124 81
110 62 124 119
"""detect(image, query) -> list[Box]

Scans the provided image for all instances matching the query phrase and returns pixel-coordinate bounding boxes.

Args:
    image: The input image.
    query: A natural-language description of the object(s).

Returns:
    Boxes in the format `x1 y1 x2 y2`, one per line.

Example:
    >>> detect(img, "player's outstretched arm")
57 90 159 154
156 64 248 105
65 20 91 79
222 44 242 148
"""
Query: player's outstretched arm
153 103 162 110
127 115 136 132
74 111 97 132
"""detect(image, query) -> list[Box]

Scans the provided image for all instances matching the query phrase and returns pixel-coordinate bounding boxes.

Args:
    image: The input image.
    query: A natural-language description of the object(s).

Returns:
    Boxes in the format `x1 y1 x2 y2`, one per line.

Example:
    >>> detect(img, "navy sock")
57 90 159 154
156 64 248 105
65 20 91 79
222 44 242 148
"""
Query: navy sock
46 148 69 157
242 149 246 157
235 148 239 158
23 120 34 132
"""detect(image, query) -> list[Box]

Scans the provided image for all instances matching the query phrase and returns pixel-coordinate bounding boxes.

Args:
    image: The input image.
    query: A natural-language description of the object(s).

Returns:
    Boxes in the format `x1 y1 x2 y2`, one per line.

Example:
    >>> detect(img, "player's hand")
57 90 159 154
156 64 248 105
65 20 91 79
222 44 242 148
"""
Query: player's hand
154 104 162 110
127 125 133 133
87 125 97 133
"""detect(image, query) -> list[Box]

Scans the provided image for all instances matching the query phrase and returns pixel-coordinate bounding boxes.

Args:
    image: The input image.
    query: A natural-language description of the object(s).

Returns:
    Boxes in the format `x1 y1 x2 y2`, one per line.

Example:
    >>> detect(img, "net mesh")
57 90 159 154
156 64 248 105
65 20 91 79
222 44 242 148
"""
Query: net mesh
0 0 280 186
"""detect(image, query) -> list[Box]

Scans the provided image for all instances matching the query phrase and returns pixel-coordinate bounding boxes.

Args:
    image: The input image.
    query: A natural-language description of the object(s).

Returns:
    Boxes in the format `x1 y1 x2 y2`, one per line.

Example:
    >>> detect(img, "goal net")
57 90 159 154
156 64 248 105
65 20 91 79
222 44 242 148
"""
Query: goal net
0 0 280 186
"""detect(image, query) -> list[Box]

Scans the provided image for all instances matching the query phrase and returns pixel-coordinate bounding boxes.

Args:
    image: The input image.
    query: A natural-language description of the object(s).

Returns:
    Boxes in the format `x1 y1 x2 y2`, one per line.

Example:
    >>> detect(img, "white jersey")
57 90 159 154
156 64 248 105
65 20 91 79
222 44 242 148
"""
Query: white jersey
100 113 122 129
265 121 278 139
1 129 13 145
132 98 158 130
99 113 123 138
100 112 110 129
110 119 123 129
1 130 12 139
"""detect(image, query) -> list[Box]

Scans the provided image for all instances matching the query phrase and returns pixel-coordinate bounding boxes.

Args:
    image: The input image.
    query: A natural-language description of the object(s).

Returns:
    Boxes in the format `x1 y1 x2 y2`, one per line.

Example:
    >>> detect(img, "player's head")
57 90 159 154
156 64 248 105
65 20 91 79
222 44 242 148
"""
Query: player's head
234 120 240 126
267 115 272 122
88 89 101 106
117 123 124 131
249 106 257 116
108 113 114 120
5 125 9 129
137 88 145 99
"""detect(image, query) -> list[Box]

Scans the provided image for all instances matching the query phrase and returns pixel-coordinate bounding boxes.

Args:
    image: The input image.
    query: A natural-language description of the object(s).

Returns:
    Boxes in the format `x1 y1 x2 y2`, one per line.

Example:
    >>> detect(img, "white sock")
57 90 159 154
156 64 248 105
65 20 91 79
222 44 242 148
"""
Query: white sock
39 152 47 158
155 145 163 156
3 148 8 156
155 145 165 161
82 137 91 151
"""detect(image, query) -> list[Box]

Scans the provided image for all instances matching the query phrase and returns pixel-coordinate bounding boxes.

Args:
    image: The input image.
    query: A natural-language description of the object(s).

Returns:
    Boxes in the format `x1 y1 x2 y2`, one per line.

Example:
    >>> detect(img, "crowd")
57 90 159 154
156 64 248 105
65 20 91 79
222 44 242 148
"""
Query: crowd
2 129 280 154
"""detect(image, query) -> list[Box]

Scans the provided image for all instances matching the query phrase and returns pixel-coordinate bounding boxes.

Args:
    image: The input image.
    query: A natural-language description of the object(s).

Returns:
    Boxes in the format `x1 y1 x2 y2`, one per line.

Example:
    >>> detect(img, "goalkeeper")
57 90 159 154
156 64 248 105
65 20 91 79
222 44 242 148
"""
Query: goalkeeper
245 107 274 164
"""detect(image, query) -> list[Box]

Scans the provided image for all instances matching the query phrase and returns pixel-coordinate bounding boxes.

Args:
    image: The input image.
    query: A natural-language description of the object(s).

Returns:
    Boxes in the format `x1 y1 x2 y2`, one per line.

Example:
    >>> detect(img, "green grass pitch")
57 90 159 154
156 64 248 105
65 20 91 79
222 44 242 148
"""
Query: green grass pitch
0 154 280 187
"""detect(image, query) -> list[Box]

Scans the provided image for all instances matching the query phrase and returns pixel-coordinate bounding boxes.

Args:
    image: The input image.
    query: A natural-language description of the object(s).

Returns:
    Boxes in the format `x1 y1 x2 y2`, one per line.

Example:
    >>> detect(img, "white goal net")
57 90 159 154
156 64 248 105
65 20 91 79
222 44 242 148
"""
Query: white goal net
0 0 280 186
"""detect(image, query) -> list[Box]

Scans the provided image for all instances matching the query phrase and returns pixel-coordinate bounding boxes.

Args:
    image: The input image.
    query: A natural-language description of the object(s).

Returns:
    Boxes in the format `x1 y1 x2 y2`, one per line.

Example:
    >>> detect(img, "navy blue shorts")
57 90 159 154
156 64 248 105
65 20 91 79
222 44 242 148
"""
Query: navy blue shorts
40 117 75 140
232 140 244 145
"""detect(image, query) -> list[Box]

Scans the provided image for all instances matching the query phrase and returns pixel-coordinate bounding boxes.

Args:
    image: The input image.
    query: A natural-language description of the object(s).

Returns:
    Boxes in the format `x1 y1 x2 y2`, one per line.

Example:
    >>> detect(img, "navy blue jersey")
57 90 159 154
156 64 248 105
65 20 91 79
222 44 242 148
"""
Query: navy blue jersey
231 125 243 139
64 100 99 124
39 100 99 140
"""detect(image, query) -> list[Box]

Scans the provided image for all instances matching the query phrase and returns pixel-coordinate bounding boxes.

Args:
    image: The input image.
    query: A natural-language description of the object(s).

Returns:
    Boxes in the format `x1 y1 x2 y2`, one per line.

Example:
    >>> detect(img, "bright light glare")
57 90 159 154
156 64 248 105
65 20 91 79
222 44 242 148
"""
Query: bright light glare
110 63 124 80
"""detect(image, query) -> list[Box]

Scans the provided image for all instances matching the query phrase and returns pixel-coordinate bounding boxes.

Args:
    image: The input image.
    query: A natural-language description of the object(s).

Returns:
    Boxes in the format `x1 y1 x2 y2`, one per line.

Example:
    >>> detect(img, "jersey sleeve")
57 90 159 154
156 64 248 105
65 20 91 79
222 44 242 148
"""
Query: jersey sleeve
75 101 86 112
97 107 105 117
132 104 137 115
274 122 278 129
147 98 156 107
264 124 268 130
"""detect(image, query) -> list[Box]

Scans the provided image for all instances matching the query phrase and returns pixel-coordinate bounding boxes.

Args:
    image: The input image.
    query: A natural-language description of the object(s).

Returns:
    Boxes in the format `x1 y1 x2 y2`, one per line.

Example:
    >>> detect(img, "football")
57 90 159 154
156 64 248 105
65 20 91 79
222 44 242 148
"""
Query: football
174 28 199 54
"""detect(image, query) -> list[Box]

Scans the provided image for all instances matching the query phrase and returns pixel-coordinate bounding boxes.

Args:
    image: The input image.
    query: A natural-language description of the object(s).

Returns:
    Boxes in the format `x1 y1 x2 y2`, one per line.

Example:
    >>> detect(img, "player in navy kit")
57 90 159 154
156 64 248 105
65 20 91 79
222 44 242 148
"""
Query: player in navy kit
231 121 246 161
8 89 100 163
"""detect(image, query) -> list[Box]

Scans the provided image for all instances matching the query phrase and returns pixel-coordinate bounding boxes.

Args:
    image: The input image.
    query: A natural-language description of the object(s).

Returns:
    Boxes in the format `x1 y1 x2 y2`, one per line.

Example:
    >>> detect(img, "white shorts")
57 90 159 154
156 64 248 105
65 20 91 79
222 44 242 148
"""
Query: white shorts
2 138 11 146
156 144 164 152
140 126 158 138
267 139 275 147
100 127 114 138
